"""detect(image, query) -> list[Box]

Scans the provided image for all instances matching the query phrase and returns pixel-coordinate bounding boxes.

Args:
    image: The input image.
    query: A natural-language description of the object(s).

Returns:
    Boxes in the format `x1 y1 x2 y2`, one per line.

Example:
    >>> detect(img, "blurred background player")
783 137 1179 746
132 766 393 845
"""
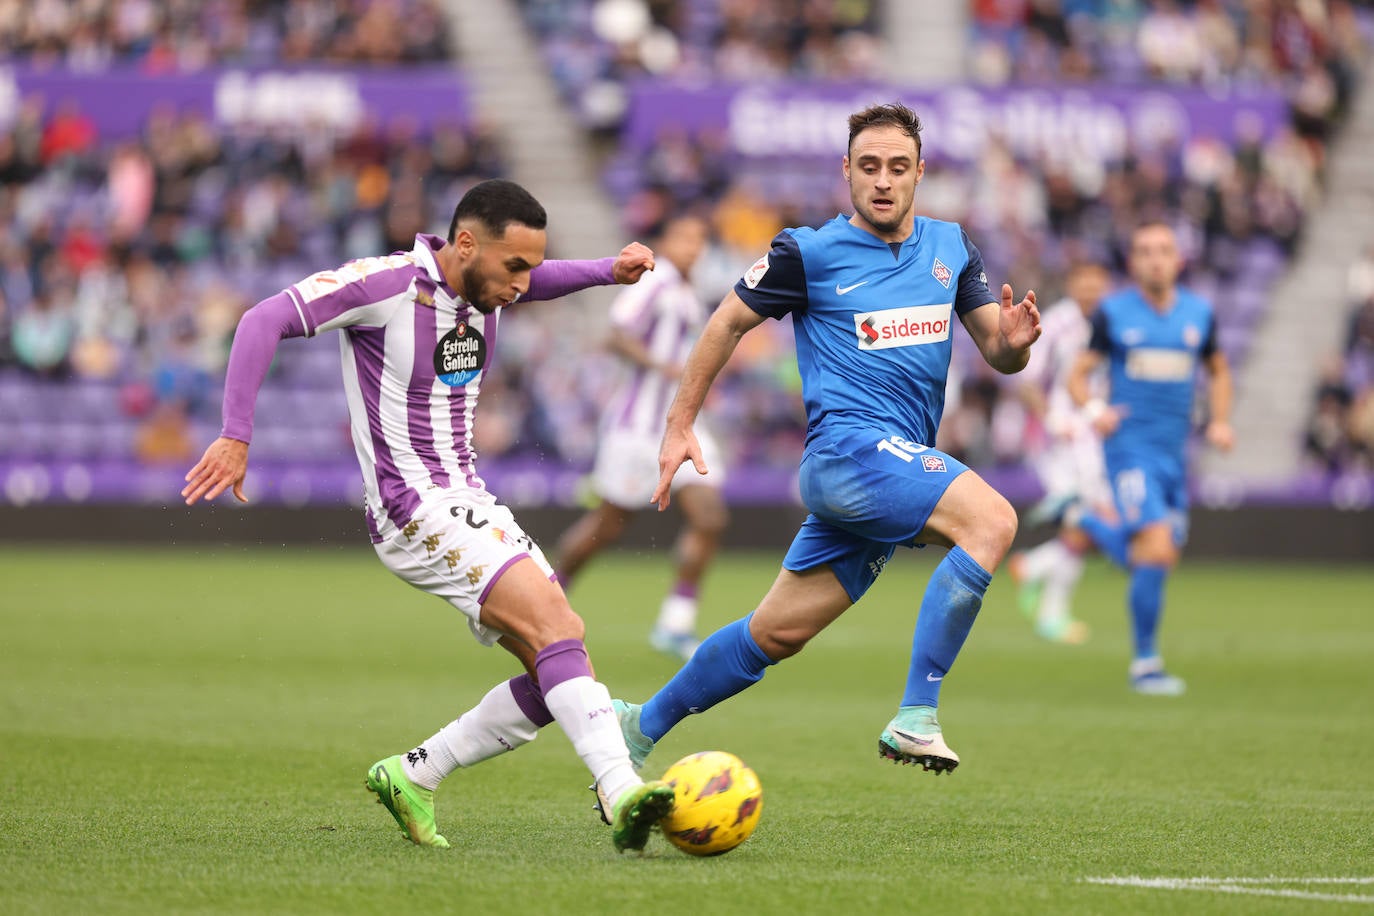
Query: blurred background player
181 179 677 853
1007 262 1113 645
1067 223 1235 696
608 102 1041 779
555 213 728 661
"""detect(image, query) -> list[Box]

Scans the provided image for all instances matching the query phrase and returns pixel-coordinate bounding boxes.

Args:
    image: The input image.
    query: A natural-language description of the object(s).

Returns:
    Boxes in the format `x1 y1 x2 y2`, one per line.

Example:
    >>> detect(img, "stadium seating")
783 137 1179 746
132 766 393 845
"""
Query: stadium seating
2 0 1371 506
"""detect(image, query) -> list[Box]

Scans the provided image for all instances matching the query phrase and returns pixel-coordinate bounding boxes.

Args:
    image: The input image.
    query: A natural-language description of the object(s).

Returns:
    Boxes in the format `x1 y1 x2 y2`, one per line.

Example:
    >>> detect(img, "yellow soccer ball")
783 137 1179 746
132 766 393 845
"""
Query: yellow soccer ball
658 751 763 856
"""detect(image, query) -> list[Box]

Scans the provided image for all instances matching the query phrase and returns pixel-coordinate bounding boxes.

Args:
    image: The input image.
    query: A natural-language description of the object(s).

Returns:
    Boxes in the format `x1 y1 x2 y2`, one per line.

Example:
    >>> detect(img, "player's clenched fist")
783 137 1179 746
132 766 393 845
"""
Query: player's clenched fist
612 242 655 284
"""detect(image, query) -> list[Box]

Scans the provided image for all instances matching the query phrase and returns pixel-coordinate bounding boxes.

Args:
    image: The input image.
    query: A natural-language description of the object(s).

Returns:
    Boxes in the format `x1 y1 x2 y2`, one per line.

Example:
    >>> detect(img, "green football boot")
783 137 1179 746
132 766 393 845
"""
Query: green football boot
365 755 450 848
610 780 676 854
878 705 960 774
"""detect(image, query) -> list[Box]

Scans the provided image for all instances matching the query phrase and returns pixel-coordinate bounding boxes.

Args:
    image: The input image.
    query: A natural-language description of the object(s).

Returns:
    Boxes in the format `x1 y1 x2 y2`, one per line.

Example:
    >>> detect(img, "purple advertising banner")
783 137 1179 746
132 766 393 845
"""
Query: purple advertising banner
624 82 1289 164
0 65 470 137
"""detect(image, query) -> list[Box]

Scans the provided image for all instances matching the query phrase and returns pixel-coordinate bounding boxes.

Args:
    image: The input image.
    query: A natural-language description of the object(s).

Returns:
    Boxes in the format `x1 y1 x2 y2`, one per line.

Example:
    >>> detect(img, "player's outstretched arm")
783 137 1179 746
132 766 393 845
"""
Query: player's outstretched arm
182 437 249 505
652 291 765 510
961 283 1041 374
522 243 655 302
181 291 305 505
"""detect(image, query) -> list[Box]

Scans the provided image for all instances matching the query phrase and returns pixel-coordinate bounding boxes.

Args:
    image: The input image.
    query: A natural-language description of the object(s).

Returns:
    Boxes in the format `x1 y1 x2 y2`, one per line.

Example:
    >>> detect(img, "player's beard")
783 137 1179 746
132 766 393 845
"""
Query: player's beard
858 196 911 236
461 262 498 313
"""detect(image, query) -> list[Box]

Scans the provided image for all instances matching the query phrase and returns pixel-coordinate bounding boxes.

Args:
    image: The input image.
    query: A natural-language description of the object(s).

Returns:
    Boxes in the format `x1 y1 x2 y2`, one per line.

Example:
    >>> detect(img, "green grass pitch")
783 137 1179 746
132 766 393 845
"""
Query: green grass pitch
2 544 1372 914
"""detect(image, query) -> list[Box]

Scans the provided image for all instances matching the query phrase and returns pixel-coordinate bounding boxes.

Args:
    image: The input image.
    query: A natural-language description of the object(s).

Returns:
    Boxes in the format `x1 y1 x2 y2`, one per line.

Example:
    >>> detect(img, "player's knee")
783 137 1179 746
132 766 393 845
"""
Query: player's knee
691 501 730 538
752 624 811 661
973 494 1018 565
1129 525 1179 568
518 599 586 648
541 607 586 645
596 507 629 542
1131 542 1178 569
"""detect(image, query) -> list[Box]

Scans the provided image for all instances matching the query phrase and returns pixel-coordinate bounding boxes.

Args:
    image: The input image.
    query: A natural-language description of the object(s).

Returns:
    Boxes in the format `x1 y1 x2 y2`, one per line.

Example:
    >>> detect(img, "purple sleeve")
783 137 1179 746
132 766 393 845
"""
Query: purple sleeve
219 292 307 443
523 257 616 302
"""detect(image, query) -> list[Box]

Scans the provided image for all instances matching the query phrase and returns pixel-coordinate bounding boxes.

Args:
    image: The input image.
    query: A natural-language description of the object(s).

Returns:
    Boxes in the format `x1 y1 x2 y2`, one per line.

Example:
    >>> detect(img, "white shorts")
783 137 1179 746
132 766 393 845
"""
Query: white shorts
373 488 554 646
1033 427 1112 509
592 426 724 509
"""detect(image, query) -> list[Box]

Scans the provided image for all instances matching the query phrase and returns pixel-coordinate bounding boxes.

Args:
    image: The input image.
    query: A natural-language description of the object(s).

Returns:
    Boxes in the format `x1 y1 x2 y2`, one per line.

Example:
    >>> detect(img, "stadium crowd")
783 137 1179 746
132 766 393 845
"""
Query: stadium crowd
519 0 885 129
2 0 1372 502
0 0 451 68
0 0 502 475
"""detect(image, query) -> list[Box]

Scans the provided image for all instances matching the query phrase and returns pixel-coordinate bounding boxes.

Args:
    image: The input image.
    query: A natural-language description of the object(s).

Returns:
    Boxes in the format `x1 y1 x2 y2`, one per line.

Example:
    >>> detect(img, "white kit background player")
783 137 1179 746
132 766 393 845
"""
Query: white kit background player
181 179 677 853
555 214 728 661
1009 262 1114 644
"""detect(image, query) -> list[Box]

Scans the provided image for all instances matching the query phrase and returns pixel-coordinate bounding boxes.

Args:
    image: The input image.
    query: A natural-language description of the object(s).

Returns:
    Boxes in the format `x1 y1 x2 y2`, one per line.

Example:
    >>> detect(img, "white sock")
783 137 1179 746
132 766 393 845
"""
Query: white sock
1036 551 1085 626
1020 539 1069 583
401 679 545 791
542 676 641 808
1130 655 1164 677
656 593 698 634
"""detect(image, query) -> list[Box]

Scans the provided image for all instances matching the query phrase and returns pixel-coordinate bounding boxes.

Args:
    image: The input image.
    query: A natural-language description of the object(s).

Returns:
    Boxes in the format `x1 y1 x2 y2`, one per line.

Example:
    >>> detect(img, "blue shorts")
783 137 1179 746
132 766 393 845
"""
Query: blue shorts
1106 458 1189 546
783 428 968 602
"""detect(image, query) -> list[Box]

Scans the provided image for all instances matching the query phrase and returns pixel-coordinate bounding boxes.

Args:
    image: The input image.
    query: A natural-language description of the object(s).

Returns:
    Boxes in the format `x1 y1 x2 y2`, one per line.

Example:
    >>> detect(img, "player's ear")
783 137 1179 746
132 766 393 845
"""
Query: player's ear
915 159 925 184
842 155 851 183
454 226 478 258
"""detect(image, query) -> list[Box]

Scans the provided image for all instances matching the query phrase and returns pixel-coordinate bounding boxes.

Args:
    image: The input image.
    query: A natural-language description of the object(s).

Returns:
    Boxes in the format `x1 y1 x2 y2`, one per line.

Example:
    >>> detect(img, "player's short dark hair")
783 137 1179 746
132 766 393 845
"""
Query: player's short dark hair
848 102 922 158
448 179 548 242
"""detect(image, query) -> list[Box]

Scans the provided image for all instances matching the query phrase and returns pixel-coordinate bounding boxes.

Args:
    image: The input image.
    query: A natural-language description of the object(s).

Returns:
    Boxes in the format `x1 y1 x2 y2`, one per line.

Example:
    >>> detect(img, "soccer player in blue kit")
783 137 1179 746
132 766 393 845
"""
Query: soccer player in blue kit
609 102 1042 775
1066 222 1234 695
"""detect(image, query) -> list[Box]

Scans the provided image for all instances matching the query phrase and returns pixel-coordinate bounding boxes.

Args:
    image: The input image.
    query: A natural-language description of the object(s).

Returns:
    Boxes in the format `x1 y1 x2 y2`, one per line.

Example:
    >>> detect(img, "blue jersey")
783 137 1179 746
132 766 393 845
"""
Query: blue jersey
1089 286 1218 468
735 214 993 448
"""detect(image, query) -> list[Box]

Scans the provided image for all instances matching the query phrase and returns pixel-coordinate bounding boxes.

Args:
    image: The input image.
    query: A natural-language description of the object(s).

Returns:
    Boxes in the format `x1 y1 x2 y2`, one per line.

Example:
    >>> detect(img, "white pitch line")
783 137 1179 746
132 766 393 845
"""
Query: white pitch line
1085 877 1374 905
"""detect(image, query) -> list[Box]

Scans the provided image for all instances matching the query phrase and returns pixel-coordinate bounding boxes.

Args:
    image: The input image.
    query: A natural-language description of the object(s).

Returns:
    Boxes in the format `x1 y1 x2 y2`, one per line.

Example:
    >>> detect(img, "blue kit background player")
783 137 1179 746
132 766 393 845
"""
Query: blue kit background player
1067 222 1234 696
607 102 1042 778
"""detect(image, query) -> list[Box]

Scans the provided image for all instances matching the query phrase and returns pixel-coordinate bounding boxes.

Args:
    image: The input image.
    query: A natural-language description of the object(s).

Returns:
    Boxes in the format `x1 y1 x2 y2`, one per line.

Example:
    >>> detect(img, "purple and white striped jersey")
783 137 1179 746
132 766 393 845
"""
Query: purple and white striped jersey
602 260 707 436
223 233 616 543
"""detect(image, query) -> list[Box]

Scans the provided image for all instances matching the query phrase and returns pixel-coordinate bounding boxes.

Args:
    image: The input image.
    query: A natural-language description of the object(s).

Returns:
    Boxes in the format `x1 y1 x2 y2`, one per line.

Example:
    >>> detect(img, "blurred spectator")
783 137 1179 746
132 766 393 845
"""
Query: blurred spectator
11 290 74 377
1303 358 1355 473
1302 244 1374 474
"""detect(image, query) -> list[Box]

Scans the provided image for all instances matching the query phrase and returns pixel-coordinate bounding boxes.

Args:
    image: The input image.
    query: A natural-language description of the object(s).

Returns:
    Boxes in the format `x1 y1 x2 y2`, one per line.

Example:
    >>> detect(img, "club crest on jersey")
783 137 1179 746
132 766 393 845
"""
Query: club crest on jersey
434 320 486 387
931 258 952 289
743 255 769 289
921 455 947 473
1183 324 1201 348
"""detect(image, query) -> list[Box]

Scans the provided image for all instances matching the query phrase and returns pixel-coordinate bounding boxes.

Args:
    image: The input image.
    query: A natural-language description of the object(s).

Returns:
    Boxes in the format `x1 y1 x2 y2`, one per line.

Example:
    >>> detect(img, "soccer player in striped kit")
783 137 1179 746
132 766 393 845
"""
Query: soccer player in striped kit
1007 261 1115 645
182 180 676 853
555 213 729 661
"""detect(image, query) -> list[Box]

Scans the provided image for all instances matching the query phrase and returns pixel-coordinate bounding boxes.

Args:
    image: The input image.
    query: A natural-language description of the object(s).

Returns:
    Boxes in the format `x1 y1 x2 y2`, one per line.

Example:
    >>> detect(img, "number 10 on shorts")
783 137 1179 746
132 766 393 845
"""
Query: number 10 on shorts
876 435 929 462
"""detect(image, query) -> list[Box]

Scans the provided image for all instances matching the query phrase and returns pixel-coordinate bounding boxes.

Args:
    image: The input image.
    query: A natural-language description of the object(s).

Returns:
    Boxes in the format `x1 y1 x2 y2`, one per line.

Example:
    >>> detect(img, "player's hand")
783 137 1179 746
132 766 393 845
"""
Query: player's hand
1001 283 1041 350
652 425 706 511
1206 419 1235 452
1090 409 1122 438
612 242 655 284
182 437 250 506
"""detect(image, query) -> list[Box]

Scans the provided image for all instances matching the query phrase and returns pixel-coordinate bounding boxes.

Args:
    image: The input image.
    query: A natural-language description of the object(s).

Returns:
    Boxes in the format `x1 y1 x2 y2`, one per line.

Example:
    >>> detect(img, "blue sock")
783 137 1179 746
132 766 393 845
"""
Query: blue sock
639 613 776 742
902 546 992 707
1128 565 1168 660
1077 513 1129 568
